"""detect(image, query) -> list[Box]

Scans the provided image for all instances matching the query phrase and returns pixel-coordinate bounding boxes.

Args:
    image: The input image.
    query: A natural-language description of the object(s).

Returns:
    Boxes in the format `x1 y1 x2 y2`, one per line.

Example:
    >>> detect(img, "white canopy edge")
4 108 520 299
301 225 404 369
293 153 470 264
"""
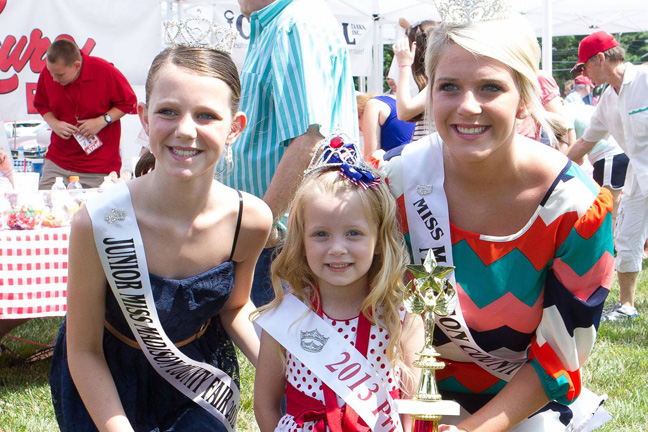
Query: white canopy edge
167 0 648 92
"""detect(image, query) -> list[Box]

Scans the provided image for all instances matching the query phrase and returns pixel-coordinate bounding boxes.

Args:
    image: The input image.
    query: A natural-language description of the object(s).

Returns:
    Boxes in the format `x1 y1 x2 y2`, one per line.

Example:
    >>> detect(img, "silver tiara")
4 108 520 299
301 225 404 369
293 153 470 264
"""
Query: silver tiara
435 0 514 26
163 17 237 54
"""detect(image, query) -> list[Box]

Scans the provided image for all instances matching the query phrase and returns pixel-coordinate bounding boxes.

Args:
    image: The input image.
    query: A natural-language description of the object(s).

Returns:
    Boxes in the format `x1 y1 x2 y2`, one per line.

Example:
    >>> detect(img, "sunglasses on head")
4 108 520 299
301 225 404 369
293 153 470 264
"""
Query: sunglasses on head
407 21 433 46
407 21 424 39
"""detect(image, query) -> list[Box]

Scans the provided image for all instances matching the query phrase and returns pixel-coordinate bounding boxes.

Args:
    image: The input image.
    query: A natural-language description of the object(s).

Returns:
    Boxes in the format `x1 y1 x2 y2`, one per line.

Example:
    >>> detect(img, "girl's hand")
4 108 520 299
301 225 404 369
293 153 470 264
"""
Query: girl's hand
393 37 416 67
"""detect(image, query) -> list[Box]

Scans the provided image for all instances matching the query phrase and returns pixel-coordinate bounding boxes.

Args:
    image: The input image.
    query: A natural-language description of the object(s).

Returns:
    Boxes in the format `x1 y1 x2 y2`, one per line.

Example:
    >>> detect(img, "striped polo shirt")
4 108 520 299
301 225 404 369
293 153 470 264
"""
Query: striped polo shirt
224 0 358 198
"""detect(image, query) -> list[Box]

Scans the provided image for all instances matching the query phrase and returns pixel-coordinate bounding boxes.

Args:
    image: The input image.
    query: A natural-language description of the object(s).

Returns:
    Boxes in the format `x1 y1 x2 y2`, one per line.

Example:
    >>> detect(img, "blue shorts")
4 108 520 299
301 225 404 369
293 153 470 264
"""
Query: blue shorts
592 153 628 190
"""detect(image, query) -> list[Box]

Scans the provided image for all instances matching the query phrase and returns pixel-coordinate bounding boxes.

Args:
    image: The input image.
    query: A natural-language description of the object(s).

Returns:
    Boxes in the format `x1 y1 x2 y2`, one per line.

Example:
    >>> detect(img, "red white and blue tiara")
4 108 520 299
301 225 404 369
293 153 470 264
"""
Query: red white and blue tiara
304 133 381 190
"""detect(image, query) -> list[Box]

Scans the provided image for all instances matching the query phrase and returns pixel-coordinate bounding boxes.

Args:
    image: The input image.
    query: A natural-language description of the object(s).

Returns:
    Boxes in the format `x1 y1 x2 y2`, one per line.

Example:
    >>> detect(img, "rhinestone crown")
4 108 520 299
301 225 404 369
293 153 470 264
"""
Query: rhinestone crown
163 17 237 54
435 0 514 26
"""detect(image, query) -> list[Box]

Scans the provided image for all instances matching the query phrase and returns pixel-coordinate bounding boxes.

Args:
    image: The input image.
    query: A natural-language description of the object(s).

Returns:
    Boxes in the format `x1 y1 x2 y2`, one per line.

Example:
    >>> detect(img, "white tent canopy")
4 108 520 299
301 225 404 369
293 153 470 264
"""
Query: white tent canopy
328 0 440 24
328 0 648 36
4 0 648 119
326 0 648 91
164 0 648 92
521 0 648 37
326 0 440 92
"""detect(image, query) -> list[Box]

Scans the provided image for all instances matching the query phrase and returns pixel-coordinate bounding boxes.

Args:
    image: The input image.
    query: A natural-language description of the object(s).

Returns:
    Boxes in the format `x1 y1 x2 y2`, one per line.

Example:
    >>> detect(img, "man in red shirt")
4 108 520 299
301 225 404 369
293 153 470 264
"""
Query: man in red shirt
34 39 137 189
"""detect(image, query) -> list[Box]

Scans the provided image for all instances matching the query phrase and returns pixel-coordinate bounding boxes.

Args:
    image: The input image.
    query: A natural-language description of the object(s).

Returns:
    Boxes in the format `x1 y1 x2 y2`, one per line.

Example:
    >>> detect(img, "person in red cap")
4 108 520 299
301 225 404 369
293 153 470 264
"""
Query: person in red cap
565 75 593 104
572 30 648 322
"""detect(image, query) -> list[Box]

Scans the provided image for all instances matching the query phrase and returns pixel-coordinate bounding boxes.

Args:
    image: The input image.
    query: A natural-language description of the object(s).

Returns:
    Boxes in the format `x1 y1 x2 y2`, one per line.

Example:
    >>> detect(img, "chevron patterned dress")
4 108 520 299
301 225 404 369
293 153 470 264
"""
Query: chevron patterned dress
386 141 614 425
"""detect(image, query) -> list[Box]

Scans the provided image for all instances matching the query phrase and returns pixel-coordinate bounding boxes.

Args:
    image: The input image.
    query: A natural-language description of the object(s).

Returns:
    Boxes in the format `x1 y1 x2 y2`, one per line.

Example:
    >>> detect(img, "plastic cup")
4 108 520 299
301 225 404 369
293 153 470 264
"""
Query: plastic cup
12 172 40 193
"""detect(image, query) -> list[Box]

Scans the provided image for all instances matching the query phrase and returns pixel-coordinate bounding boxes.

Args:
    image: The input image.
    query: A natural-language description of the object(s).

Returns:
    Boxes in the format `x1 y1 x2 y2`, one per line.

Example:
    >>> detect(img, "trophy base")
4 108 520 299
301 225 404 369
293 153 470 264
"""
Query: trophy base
394 399 460 416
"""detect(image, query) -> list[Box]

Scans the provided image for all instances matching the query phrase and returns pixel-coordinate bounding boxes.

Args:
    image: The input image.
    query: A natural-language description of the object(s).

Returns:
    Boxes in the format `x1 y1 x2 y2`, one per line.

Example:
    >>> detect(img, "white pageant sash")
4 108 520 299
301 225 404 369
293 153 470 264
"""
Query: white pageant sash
401 136 525 381
85 183 240 431
256 294 403 432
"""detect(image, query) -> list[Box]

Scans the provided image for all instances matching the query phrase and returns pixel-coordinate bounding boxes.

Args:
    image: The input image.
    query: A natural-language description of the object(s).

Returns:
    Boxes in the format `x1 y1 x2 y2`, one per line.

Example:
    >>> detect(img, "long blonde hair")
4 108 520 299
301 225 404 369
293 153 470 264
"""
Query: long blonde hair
258 168 410 373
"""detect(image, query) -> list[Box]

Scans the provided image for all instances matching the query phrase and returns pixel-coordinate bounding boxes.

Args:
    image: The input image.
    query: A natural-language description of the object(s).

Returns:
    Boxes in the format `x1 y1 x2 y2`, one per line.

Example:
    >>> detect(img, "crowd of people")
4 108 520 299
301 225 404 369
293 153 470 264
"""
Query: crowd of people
1 0 646 431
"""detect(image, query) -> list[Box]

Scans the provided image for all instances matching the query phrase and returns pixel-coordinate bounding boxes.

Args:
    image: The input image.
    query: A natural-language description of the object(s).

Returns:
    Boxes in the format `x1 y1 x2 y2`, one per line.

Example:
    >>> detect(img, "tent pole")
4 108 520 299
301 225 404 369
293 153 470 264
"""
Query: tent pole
541 0 553 74
371 13 384 94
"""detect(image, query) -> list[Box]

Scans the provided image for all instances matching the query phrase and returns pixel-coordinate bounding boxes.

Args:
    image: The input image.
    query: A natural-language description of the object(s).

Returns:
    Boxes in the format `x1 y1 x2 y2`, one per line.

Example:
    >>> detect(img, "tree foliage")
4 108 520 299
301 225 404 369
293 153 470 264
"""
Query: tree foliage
383 45 394 93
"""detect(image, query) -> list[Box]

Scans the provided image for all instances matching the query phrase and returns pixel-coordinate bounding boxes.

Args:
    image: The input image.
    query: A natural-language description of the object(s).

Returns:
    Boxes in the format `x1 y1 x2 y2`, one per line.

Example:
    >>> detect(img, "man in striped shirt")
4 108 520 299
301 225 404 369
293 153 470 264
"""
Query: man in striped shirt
231 0 358 306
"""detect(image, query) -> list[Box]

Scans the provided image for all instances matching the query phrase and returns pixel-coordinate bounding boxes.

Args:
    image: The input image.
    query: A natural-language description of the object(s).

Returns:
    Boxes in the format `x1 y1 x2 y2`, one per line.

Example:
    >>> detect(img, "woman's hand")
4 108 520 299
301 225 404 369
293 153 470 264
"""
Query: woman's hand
0 149 13 175
0 149 14 188
393 37 416 67
392 37 427 120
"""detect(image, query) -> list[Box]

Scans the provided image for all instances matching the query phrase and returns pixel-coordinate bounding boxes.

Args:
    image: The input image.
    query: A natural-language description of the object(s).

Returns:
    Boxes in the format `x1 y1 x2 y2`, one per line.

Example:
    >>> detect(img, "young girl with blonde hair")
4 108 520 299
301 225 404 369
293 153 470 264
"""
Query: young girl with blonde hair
254 136 423 432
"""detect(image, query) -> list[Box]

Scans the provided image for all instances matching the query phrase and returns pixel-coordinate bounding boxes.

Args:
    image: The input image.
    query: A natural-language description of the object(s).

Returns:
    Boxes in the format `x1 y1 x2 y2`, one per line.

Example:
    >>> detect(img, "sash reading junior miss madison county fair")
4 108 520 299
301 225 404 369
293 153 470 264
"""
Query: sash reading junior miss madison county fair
85 183 239 431
399 135 526 382
256 294 403 432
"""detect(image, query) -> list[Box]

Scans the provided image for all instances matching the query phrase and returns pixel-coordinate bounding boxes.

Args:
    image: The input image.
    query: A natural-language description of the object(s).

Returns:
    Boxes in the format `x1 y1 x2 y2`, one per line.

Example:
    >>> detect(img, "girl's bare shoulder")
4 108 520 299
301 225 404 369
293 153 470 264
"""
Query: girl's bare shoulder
516 135 569 181
238 191 273 233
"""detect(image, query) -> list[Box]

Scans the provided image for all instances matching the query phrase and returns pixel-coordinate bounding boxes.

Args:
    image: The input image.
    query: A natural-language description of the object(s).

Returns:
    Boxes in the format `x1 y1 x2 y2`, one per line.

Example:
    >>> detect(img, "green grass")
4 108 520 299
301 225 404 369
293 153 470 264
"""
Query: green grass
0 318 62 432
0 320 260 432
1 268 647 431
581 267 648 432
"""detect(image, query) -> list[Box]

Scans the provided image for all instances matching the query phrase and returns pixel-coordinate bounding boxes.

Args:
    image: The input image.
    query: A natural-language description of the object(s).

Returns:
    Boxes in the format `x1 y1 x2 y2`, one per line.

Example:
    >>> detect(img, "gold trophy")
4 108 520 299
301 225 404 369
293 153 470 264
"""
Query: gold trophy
395 250 460 432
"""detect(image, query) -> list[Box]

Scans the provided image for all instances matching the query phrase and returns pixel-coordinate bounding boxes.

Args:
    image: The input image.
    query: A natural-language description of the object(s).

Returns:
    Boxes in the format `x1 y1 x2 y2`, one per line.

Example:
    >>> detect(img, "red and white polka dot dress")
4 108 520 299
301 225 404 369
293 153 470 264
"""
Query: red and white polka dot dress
275 308 405 432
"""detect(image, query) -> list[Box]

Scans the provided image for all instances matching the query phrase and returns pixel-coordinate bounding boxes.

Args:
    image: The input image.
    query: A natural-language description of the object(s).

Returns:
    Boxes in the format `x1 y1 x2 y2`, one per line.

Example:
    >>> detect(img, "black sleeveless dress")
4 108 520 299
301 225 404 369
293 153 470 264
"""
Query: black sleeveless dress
50 192 244 432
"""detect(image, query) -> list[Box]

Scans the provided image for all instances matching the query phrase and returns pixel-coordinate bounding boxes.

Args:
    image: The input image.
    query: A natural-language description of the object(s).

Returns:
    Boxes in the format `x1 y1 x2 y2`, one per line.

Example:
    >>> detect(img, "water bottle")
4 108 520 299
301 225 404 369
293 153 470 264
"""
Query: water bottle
99 176 114 191
51 177 66 191
49 176 68 221
67 176 83 191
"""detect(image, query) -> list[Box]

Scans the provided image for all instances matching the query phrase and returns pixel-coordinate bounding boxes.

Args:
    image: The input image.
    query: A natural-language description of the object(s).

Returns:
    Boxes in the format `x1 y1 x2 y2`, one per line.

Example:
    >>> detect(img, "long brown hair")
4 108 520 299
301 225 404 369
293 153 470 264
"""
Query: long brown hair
407 20 435 92
407 21 436 122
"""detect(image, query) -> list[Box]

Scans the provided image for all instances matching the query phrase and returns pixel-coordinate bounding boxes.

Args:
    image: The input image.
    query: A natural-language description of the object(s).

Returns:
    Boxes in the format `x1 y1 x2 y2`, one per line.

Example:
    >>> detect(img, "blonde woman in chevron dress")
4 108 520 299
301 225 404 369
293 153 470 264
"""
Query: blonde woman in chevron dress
384 8 613 432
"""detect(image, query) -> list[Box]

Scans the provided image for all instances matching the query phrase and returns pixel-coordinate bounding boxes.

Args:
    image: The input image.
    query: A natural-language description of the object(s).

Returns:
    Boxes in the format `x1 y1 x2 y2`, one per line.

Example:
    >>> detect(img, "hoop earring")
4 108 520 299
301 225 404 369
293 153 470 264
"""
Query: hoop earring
215 144 233 178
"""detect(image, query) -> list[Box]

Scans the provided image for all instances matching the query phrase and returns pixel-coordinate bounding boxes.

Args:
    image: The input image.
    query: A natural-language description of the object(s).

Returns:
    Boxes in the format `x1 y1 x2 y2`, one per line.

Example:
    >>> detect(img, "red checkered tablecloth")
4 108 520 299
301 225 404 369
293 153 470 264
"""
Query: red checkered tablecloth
0 227 70 318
